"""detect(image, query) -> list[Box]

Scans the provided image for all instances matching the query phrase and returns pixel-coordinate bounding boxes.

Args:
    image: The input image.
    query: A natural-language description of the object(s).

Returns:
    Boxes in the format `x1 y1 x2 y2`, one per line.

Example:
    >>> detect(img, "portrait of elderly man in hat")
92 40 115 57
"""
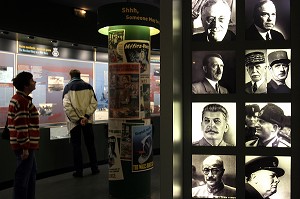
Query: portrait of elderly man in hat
245 51 267 94
245 104 260 142
267 50 291 93
245 103 291 147
245 156 290 199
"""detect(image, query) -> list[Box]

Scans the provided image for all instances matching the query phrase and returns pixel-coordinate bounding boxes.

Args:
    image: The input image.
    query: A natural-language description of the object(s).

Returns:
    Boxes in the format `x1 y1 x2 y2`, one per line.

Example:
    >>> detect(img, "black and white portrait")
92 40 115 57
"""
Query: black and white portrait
244 49 268 94
192 51 236 94
266 49 291 93
192 154 236 198
245 102 291 147
245 156 291 199
245 0 290 40
192 102 236 146
192 0 236 42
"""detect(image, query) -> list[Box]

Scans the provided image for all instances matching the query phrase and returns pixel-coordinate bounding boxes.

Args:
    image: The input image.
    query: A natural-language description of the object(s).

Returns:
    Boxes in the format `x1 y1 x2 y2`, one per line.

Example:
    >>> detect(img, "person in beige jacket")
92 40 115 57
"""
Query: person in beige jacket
63 69 99 177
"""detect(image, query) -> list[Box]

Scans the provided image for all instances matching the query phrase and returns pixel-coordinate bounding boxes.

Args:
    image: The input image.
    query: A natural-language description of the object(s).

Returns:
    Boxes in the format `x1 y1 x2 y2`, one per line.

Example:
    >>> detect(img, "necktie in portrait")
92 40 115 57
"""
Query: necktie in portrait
266 32 271 40
252 82 257 93
215 83 220 93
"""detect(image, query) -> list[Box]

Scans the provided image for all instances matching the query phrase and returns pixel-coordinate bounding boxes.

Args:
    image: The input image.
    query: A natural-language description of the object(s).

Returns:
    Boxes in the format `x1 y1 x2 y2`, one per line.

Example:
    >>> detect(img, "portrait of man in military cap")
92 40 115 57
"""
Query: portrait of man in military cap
245 104 260 142
245 156 291 199
192 102 236 146
245 50 267 94
245 103 291 147
267 49 291 93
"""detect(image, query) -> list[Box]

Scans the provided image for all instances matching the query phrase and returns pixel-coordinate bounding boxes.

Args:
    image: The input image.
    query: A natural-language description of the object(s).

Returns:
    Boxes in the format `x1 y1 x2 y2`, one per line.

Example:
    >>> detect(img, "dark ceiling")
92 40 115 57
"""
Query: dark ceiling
44 0 160 13
0 0 160 51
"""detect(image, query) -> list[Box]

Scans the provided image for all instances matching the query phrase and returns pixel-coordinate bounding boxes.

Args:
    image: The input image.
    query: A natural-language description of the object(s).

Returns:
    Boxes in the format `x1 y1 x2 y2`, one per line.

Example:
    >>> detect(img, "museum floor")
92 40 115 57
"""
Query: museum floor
0 155 160 199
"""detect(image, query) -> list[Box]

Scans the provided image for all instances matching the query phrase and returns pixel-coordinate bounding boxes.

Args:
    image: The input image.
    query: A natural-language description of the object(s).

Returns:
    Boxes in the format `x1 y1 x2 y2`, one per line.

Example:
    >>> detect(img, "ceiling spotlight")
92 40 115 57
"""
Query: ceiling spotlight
72 43 78 47
74 8 86 18
51 40 57 43
28 35 35 39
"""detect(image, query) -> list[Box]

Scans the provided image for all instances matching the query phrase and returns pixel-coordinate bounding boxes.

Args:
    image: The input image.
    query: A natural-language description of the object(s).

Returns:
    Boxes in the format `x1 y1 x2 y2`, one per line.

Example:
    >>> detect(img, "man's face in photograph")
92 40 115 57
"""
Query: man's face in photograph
250 170 280 197
269 63 289 82
201 111 229 142
254 1 276 31
203 56 224 81
201 2 231 41
246 63 266 82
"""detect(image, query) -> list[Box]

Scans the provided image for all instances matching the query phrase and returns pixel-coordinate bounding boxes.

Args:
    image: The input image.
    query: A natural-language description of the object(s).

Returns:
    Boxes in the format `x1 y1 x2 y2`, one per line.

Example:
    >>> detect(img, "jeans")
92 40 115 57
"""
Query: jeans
13 149 37 199
70 123 98 173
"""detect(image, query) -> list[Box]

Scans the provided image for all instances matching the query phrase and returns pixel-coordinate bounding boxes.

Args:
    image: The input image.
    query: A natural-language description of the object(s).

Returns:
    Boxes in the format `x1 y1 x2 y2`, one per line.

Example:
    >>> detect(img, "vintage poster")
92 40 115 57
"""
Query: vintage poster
109 63 140 119
108 29 125 63
116 40 151 118
132 125 153 172
120 122 144 161
117 40 150 76
108 131 124 181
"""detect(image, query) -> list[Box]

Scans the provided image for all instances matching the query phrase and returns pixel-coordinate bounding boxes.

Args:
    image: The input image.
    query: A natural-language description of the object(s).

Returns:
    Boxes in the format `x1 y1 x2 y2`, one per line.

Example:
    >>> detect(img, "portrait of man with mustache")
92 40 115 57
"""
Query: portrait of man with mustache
192 155 236 198
245 50 267 94
267 50 291 93
192 103 235 146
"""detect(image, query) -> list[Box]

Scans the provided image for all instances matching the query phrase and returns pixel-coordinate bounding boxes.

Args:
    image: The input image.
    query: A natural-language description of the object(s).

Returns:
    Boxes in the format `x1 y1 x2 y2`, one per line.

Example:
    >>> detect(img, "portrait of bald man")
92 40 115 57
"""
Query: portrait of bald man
245 0 290 40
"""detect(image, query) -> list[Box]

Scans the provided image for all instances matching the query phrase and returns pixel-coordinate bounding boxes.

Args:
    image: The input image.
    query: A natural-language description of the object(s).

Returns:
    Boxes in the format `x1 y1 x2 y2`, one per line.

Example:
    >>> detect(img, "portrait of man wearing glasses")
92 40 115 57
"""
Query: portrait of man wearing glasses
192 0 236 42
192 155 236 198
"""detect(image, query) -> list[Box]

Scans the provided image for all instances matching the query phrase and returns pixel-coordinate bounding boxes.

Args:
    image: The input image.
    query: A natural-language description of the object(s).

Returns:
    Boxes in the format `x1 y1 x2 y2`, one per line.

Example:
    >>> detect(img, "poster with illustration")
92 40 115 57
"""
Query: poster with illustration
132 125 153 172
109 63 140 119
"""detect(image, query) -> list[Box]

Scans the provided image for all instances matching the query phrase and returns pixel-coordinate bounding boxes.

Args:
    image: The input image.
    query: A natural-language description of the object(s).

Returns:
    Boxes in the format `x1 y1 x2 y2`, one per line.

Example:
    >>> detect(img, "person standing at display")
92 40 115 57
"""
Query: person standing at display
245 0 285 41
192 53 228 94
8 71 40 199
245 51 267 94
63 69 99 177
192 0 236 42
267 50 291 93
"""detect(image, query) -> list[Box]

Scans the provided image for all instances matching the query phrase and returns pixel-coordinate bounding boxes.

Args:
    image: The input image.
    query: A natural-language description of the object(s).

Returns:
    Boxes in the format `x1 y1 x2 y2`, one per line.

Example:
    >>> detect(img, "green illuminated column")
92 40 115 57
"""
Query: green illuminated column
97 3 159 198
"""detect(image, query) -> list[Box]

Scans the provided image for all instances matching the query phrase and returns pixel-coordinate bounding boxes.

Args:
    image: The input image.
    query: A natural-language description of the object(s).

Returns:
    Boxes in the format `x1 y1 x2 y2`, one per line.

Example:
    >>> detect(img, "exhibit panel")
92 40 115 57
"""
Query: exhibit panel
183 0 297 198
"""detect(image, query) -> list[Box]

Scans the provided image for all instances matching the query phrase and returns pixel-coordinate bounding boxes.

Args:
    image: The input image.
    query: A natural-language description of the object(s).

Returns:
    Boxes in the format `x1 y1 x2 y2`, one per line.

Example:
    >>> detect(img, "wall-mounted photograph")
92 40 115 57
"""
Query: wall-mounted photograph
244 102 291 147
192 154 236 198
245 156 291 199
192 0 236 42
192 51 236 94
192 102 236 146
245 0 290 41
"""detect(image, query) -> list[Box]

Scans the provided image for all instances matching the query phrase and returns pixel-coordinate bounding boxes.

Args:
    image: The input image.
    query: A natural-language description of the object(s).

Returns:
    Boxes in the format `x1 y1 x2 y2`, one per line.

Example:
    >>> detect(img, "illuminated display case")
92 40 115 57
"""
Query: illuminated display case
0 37 160 140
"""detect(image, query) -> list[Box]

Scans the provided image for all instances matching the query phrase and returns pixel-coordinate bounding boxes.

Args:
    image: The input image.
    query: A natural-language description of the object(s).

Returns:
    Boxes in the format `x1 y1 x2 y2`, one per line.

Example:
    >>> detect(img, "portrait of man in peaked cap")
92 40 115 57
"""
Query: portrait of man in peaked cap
245 156 291 199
